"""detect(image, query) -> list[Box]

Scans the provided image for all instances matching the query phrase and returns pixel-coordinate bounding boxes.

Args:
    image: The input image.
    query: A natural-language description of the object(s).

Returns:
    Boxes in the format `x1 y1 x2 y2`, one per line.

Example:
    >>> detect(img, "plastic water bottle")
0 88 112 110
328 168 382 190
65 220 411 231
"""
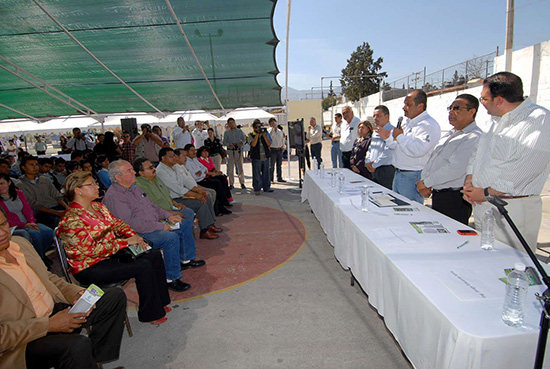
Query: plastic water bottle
313 159 319 175
330 171 336 187
502 262 530 327
319 163 325 178
337 173 345 194
361 186 370 212
480 208 495 250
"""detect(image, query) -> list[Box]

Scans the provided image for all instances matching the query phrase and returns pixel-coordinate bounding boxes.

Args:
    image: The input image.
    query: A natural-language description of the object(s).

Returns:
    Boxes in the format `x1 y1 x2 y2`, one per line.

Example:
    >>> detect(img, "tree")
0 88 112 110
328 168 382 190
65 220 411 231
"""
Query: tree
322 96 338 111
340 42 386 102
327 81 336 97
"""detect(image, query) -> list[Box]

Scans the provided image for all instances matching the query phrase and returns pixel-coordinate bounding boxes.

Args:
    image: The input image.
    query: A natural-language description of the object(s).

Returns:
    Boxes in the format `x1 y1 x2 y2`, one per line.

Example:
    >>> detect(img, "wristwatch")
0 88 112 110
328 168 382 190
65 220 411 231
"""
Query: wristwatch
484 187 490 198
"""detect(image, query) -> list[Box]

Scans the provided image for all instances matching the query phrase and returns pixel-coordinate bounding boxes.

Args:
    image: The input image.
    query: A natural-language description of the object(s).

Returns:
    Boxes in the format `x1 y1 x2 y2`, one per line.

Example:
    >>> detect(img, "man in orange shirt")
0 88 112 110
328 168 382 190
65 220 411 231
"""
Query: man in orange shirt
0 207 127 369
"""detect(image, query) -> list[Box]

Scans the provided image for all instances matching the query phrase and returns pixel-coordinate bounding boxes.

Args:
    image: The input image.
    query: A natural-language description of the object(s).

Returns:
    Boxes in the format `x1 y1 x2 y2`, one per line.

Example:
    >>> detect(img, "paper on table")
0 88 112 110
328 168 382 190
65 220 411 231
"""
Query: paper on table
433 267 501 301
369 227 421 246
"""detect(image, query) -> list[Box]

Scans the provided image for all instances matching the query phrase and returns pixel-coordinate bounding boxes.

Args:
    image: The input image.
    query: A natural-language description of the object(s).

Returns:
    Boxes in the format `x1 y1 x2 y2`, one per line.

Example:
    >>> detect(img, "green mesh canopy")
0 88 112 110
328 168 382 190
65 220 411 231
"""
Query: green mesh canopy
0 0 281 120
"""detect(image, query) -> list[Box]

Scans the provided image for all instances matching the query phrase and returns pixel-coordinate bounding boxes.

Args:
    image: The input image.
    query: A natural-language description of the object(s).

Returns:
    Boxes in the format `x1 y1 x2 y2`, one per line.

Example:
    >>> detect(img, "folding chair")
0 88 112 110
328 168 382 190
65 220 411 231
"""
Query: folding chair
53 228 133 337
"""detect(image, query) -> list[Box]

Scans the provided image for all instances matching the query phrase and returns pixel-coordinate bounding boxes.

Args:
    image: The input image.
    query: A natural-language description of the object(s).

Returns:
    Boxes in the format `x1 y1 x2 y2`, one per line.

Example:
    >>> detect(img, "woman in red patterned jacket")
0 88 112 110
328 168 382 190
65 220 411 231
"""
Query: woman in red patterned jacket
58 171 171 324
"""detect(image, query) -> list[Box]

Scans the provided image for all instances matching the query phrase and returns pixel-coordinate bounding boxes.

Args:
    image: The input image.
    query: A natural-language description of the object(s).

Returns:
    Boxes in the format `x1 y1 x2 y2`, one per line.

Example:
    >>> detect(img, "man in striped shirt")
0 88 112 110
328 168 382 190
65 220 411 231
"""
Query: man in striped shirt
463 72 550 252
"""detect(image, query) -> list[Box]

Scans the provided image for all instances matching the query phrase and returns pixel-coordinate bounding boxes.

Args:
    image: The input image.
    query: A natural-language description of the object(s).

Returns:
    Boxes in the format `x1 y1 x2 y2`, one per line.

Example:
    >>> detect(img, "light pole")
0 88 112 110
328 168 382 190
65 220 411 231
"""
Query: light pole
194 29 224 93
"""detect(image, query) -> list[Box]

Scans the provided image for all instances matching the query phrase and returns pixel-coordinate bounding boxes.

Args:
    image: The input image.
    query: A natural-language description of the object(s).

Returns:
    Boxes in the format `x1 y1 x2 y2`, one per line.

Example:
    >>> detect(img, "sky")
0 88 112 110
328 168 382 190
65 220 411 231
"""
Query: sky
272 0 550 93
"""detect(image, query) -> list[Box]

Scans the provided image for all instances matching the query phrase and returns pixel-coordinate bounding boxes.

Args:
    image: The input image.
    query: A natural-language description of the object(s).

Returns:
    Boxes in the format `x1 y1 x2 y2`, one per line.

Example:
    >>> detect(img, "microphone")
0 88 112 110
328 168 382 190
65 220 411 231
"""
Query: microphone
396 117 403 129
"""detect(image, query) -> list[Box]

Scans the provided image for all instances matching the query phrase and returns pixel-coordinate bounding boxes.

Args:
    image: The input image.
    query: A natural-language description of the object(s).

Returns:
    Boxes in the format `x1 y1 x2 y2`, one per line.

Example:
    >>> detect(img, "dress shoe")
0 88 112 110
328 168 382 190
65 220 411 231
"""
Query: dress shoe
208 225 223 233
240 184 246 189
220 207 232 214
200 230 219 239
166 279 191 292
181 259 206 270
264 189 274 193
149 317 168 325
255 191 261 196
277 179 287 183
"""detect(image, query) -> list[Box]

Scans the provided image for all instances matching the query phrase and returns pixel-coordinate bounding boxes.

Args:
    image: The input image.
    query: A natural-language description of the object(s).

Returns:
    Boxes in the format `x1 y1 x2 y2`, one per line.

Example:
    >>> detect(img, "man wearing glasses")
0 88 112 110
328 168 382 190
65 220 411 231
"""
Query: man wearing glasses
416 94 482 225
120 130 136 163
462 72 550 253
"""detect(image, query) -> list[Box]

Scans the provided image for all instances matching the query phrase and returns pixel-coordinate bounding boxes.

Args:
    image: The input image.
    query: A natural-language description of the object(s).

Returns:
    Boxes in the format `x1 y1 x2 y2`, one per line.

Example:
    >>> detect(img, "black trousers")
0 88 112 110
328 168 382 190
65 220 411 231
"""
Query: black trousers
199 176 231 207
432 189 472 225
342 150 352 169
372 165 395 190
25 288 126 369
74 250 170 322
270 148 283 181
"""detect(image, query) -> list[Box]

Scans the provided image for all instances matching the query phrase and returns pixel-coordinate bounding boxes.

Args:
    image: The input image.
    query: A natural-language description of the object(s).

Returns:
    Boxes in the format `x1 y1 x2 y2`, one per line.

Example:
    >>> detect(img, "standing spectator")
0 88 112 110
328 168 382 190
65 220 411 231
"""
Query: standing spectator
462 72 550 252
379 90 441 203
366 105 395 190
268 118 286 183
340 106 361 169
67 127 94 152
153 126 170 147
203 127 223 171
248 120 273 195
331 113 343 168
58 135 71 154
192 121 208 149
172 117 192 149
34 136 47 155
307 117 322 169
102 131 122 162
222 118 247 189
15 156 67 229
133 124 164 164
92 133 106 155
350 121 374 179
119 130 136 164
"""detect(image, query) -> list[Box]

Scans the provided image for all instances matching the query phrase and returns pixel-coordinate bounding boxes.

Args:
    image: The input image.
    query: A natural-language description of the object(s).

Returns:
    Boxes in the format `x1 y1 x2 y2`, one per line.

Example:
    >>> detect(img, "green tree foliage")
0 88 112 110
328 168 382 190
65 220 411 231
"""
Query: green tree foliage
322 96 338 111
340 42 387 102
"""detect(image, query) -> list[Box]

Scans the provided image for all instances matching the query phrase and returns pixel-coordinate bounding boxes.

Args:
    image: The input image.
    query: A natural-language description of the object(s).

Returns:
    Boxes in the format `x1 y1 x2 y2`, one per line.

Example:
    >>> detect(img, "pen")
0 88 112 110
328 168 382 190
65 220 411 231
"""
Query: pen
456 241 469 249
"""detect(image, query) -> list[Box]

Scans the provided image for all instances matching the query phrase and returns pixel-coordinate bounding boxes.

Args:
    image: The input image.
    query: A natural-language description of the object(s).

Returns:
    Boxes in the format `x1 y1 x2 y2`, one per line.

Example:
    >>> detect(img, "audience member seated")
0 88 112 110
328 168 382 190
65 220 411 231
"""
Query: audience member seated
82 159 106 198
186 144 233 209
58 171 171 323
11 150 31 177
203 127 224 171
103 160 205 291
15 156 67 229
96 154 112 189
0 212 127 369
0 173 54 261
350 121 374 180
51 157 67 189
38 157 62 190
156 148 221 239
70 150 84 162
0 158 15 178
65 160 82 174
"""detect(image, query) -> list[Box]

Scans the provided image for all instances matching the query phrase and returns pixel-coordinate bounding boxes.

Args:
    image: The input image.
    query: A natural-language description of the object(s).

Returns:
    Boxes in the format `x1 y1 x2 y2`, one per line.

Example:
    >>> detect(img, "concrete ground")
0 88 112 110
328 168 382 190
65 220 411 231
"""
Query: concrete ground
100 141 413 369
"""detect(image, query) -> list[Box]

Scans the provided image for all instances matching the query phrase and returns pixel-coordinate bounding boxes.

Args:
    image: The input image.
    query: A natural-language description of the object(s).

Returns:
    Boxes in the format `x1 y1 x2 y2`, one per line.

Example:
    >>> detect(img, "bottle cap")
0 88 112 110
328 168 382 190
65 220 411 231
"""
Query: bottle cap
514 262 526 272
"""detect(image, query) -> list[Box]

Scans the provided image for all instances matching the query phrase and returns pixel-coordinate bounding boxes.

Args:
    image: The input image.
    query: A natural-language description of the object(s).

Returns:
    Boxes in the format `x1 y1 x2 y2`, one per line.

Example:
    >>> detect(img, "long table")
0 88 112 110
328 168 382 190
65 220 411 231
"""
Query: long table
301 169 550 369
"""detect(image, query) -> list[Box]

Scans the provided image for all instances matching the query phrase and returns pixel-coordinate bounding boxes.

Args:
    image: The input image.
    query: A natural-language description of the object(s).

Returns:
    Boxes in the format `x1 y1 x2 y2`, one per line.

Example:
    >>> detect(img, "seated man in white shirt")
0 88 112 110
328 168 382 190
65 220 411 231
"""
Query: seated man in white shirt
184 144 233 214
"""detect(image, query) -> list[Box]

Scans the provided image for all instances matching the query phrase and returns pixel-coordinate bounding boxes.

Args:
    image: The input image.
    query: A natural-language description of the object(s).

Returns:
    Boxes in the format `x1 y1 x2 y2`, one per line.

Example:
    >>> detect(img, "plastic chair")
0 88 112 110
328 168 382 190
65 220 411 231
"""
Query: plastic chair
53 228 133 337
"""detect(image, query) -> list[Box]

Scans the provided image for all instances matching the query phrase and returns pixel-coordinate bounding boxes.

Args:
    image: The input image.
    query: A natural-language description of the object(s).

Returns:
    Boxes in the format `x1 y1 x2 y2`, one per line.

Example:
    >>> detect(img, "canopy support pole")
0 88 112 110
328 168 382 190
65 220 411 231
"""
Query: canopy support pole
32 0 166 118
164 0 225 114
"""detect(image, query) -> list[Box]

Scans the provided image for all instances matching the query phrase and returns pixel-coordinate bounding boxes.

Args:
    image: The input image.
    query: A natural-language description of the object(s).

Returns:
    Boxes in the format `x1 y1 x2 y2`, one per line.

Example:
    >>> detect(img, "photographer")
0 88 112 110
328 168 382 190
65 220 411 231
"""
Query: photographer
133 123 164 165
248 119 273 195
66 127 94 152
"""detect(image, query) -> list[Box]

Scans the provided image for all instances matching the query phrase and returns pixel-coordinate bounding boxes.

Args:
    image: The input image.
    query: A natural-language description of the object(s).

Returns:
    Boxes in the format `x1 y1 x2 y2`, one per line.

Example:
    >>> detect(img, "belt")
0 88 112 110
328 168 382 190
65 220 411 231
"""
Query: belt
395 168 419 173
500 195 532 199
433 187 462 193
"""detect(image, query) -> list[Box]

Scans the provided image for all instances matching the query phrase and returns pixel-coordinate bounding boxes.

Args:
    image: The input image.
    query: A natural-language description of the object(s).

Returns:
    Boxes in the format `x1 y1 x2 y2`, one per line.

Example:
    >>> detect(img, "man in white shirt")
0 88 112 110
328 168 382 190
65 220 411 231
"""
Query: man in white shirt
417 94 482 225
172 117 192 149
365 105 395 189
307 117 322 169
67 128 94 152
340 106 360 169
192 121 208 149
379 90 441 203
463 72 550 252
331 113 343 168
268 118 286 183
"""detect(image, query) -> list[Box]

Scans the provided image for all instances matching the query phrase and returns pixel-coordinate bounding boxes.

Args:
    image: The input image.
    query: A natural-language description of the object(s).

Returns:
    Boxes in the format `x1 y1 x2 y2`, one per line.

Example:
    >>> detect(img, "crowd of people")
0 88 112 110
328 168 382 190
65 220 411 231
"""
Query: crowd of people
324 72 550 256
0 114 291 368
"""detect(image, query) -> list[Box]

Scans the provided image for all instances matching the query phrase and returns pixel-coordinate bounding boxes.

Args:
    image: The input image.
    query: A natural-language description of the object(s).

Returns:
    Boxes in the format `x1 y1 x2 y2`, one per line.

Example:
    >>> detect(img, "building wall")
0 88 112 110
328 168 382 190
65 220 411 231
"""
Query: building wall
287 100 322 126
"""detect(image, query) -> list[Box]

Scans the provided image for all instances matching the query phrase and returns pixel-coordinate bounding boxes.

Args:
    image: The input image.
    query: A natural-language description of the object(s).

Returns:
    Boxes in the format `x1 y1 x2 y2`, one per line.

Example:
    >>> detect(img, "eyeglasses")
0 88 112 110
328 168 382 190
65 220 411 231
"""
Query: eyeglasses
447 105 471 112
80 181 98 187
479 96 493 103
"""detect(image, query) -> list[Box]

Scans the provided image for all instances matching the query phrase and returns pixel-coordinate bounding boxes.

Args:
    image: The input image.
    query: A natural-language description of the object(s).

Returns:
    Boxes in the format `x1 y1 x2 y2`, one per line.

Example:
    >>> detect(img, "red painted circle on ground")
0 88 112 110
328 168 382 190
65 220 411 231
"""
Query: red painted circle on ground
123 204 306 306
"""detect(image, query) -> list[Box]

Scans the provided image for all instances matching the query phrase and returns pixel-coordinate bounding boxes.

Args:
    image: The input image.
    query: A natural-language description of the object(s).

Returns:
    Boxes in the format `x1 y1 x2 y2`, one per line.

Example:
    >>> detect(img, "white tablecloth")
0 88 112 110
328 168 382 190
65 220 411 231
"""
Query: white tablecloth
302 169 550 369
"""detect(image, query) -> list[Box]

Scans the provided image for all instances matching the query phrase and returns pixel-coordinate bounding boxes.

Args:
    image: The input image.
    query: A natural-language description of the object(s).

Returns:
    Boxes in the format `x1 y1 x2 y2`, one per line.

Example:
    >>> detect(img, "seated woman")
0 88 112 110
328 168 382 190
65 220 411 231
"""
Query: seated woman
190 145 233 206
0 173 54 259
57 171 171 324
350 121 374 180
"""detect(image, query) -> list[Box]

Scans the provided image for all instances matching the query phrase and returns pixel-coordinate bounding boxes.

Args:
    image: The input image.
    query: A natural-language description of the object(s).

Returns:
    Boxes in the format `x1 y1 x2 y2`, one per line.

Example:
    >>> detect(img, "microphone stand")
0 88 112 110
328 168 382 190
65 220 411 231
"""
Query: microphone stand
487 196 550 369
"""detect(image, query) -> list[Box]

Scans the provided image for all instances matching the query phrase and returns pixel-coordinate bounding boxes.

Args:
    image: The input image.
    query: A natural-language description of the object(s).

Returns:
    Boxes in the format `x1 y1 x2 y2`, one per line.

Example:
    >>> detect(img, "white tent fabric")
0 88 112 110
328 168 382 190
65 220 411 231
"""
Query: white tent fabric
218 107 276 126
33 116 99 133
158 110 219 125
0 120 40 135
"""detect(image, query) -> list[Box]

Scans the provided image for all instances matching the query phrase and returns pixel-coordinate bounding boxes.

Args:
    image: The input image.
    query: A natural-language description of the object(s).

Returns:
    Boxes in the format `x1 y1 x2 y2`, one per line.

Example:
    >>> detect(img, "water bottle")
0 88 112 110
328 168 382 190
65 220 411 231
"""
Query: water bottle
320 163 325 178
330 171 336 187
313 159 319 175
361 186 370 212
480 208 495 251
337 173 345 194
502 262 530 327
